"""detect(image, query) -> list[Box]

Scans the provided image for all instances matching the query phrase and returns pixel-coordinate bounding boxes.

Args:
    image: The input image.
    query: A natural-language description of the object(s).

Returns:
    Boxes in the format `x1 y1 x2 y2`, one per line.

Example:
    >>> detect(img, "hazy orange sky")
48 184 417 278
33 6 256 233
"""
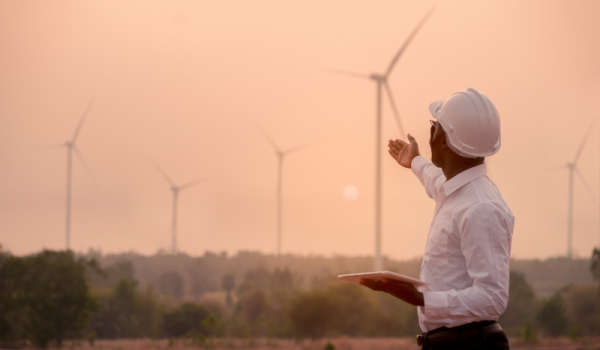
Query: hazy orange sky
1 0 599 260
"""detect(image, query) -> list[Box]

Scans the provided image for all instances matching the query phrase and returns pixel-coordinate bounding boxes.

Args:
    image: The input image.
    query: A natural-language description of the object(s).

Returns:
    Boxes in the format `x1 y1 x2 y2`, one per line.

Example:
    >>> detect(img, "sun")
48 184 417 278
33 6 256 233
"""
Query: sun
343 185 359 202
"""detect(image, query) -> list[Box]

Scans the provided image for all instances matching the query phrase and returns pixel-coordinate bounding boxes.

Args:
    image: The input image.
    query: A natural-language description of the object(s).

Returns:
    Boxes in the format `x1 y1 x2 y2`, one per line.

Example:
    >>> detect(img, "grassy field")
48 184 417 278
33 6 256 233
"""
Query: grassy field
29 337 600 350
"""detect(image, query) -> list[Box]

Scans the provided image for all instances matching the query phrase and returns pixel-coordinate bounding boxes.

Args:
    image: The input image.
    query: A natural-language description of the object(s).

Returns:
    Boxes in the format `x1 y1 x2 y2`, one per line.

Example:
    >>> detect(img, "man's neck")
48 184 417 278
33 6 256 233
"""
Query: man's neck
442 158 485 181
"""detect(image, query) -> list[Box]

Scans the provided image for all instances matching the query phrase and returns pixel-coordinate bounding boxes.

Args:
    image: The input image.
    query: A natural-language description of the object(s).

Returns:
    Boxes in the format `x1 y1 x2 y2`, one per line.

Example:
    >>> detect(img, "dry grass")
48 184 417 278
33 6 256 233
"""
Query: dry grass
29 336 600 350
48 337 419 350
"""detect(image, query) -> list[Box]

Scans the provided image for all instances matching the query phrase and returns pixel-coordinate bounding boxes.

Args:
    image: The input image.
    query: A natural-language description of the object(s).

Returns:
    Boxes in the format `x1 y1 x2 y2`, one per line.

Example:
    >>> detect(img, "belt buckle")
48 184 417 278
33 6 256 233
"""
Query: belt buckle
416 334 424 346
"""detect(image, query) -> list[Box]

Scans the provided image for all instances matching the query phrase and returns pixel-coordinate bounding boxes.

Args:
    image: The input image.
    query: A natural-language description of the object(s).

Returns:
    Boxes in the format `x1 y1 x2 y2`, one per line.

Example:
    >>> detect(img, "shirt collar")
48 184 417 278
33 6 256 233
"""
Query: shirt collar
442 163 488 196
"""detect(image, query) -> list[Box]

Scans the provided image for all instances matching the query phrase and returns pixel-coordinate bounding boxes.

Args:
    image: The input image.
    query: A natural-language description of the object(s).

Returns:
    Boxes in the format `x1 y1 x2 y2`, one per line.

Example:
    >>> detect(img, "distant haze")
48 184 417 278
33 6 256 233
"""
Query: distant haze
0 0 599 260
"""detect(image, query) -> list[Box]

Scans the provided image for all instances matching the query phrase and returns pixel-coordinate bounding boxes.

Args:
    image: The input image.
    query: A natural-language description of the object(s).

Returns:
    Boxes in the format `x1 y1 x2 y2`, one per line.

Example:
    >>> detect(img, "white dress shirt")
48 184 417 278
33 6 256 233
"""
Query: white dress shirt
410 156 514 332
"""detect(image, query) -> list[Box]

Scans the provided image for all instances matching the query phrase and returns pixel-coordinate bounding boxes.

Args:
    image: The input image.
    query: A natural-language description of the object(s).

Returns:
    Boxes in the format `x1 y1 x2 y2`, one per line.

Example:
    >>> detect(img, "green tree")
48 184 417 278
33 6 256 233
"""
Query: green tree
188 260 213 301
25 250 99 348
536 292 569 337
591 248 600 336
326 282 376 336
163 303 216 338
289 289 338 338
499 271 537 333
90 278 164 338
237 268 271 295
88 260 134 289
590 248 600 282
0 250 28 347
237 289 273 322
157 271 184 300
371 291 420 337
565 284 599 336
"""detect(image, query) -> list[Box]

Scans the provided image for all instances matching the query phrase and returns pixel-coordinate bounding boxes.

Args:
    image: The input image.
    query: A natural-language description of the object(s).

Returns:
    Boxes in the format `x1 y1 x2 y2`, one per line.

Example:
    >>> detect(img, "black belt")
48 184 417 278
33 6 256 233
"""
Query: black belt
416 321 503 347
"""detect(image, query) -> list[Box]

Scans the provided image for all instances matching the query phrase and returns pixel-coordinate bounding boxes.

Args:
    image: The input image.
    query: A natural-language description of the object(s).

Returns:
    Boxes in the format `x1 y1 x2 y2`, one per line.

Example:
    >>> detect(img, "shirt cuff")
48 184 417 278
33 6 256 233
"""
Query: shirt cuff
423 291 448 320
411 156 429 177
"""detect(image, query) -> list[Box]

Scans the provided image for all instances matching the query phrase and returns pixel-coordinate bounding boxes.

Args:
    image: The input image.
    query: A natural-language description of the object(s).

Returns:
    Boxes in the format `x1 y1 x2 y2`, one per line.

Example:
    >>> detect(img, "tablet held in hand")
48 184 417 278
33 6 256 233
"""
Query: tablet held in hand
337 271 429 287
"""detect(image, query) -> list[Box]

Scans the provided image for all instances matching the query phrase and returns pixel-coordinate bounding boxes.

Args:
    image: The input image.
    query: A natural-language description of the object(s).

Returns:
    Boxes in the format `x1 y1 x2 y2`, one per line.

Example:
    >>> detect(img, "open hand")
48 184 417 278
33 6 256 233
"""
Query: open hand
388 134 420 169
360 278 424 306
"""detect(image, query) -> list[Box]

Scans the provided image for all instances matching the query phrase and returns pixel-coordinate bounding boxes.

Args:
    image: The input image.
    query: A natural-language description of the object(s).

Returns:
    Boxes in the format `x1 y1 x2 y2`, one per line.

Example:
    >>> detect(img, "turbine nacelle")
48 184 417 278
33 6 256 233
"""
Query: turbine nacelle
369 74 386 82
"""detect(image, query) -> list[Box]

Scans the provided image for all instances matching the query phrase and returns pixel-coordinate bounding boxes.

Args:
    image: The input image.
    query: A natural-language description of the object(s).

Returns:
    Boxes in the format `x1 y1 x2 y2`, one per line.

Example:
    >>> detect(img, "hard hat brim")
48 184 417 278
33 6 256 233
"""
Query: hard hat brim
428 100 445 118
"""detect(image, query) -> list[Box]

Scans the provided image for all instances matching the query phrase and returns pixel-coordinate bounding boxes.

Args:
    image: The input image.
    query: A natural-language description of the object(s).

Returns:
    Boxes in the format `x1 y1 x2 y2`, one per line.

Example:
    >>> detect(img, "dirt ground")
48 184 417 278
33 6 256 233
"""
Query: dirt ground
16 337 600 350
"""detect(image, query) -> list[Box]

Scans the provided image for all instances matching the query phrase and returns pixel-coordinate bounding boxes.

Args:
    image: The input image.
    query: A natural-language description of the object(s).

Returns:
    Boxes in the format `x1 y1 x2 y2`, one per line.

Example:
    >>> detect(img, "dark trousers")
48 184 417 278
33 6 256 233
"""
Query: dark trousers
421 322 509 350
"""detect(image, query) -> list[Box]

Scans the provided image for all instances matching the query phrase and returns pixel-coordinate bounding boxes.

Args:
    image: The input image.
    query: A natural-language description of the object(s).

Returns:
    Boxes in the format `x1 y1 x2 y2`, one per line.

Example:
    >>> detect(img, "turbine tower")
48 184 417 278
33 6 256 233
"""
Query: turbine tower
556 122 599 259
328 8 435 270
256 125 307 256
152 161 206 254
46 99 97 251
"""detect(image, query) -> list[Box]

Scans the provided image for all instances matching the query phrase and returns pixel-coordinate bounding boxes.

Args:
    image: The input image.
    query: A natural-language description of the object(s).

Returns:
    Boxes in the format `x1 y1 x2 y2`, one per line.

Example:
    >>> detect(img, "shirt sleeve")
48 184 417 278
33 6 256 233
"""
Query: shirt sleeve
411 156 446 202
422 203 513 320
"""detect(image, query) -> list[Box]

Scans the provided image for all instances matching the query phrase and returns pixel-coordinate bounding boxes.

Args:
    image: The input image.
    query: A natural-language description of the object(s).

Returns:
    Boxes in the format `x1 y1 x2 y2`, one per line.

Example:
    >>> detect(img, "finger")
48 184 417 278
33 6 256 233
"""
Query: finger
360 279 383 290
395 139 408 148
407 134 416 144
385 279 414 290
390 141 404 153
360 279 374 289
388 143 400 154
388 140 401 151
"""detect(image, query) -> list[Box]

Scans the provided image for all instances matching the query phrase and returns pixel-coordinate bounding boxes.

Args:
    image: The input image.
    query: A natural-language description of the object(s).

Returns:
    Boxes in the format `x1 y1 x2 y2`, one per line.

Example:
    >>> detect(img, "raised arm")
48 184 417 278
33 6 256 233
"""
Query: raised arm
388 136 445 202
388 134 420 168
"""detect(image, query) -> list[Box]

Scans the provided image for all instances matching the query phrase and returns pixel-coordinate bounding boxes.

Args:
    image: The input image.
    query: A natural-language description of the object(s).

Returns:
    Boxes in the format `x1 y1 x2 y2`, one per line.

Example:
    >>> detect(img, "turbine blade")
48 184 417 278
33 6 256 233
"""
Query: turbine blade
73 146 99 187
385 6 436 77
283 142 310 155
383 82 405 136
575 168 599 207
255 123 281 152
71 98 96 144
573 120 597 165
545 165 567 171
150 158 176 187
179 176 212 191
32 144 66 151
322 67 370 80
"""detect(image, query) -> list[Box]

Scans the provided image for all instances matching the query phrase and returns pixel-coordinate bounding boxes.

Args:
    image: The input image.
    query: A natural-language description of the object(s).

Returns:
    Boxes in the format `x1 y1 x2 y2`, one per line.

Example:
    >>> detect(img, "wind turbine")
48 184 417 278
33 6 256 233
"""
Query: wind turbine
44 99 97 251
256 125 307 256
554 121 599 259
152 160 207 254
327 8 435 270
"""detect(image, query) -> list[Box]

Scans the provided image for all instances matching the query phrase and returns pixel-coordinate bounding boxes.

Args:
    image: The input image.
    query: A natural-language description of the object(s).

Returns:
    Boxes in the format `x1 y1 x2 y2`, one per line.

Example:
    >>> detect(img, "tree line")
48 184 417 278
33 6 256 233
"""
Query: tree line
88 249 595 298
1 246 599 348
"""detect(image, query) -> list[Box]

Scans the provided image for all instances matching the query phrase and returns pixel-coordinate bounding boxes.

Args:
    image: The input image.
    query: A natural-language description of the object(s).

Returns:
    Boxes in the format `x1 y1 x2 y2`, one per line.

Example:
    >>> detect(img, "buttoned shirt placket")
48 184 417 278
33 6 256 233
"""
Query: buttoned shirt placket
420 188 448 273
411 156 514 332
417 186 448 329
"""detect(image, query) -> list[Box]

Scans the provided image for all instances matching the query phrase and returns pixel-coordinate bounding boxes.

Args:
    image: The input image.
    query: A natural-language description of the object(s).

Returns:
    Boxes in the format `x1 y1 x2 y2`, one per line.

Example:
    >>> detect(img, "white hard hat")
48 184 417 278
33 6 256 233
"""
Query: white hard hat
428 88 501 158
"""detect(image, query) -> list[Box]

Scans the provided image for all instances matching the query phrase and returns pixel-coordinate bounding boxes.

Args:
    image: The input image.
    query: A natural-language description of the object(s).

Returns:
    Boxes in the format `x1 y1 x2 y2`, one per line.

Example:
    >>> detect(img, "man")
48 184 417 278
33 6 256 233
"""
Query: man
360 88 514 349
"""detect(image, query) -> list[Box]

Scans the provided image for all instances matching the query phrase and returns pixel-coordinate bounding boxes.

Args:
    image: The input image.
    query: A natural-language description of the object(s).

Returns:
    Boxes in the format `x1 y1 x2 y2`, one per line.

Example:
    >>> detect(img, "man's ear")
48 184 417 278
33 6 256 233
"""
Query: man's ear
441 136 450 150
